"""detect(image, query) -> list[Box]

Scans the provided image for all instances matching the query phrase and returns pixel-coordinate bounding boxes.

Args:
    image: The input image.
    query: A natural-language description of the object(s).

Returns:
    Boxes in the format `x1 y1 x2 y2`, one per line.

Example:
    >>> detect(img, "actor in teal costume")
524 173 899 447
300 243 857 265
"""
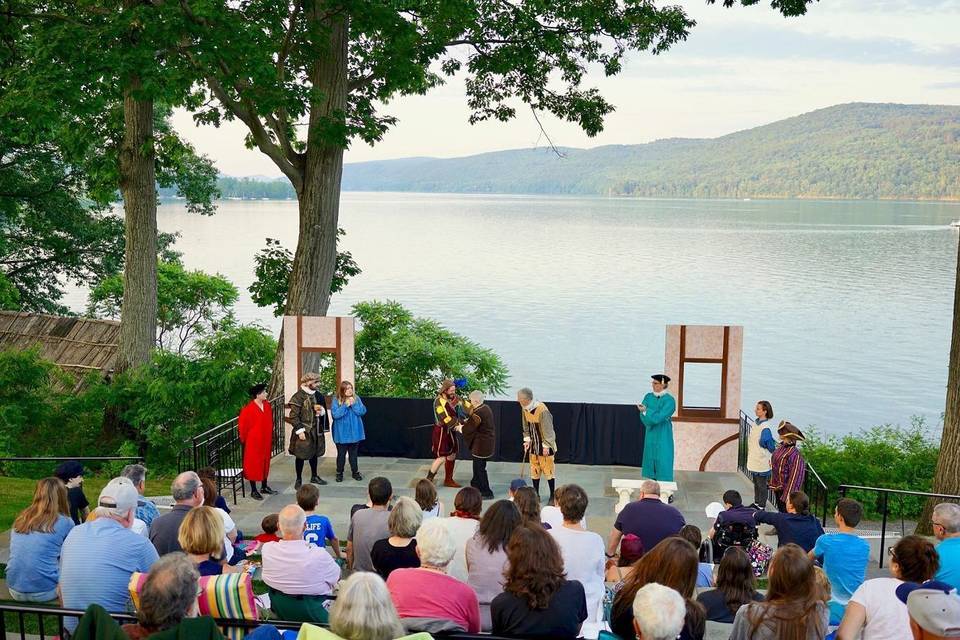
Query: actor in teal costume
638 374 676 482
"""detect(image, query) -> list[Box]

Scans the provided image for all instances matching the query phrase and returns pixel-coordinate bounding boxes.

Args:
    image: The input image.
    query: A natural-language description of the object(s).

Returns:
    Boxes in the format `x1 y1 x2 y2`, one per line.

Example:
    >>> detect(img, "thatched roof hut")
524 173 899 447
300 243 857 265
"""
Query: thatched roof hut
0 311 120 376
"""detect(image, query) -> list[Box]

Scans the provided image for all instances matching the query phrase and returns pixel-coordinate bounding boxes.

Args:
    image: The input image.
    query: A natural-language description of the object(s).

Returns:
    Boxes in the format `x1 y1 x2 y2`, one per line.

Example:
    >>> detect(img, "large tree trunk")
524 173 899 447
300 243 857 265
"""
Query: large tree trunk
918 234 960 533
116 76 157 373
268 8 348 397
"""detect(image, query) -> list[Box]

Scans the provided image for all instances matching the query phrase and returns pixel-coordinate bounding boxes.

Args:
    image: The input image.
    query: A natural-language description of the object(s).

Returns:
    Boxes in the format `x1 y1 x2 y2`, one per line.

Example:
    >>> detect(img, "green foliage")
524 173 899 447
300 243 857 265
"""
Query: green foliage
802 419 940 519
89 261 239 354
340 300 508 398
0 348 119 469
249 232 361 317
340 103 960 200
159 177 296 200
109 323 277 472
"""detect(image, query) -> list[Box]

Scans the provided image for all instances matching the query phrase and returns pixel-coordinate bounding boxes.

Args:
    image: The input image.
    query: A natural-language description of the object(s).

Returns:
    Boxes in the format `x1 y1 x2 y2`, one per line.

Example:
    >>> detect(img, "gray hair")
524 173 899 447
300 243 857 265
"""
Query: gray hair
121 464 147 489
934 503 960 534
171 471 201 502
137 553 199 631
468 390 485 405
279 504 307 538
632 583 686 640
92 505 134 522
640 480 661 496
329 572 404 640
517 387 534 401
389 496 423 538
415 518 455 568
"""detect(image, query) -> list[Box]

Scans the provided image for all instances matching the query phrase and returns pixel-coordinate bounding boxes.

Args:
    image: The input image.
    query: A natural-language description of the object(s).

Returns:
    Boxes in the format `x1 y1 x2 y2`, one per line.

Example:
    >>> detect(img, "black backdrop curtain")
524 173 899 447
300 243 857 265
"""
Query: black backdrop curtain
356 397 643 467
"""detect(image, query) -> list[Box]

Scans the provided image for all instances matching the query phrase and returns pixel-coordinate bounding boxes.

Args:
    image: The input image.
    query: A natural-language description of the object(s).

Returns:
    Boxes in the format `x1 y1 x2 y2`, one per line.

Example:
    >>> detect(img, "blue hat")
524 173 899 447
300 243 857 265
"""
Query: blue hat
509 478 527 492
896 580 956 604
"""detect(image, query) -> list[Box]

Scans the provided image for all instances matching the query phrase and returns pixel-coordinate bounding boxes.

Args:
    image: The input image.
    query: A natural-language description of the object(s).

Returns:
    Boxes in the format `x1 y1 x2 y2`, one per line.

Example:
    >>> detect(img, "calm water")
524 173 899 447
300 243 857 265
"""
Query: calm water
65 194 960 435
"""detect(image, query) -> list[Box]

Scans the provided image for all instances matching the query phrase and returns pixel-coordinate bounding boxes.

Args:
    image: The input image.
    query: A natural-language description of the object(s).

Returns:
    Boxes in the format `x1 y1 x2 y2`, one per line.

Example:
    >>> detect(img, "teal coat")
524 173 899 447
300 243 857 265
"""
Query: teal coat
639 392 676 482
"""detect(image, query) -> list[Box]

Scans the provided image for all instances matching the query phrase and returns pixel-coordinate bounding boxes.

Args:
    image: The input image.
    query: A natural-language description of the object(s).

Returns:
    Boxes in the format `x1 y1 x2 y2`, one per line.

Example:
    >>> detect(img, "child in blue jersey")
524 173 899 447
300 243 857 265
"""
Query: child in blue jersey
809 497 870 625
296 483 342 562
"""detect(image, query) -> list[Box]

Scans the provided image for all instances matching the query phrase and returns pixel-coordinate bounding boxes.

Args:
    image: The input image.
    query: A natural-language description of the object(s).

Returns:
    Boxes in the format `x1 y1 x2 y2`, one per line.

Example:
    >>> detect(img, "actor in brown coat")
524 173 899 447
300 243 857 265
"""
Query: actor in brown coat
287 372 328 489
462 390 496 499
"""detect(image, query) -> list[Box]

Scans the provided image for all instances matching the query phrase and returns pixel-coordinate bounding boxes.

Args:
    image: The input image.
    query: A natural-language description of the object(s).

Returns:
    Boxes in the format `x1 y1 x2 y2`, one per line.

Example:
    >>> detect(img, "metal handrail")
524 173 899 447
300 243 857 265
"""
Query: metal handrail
838 483 960 568
0 456 144 463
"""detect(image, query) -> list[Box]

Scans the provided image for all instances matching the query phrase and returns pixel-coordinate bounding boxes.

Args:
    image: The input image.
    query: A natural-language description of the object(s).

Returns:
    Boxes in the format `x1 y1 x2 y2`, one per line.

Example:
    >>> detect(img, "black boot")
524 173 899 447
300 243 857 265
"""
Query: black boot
352 471 363 481
336 472 343 482
294 478 302 490
250 487 263 500
426 470 437 483
310 475 327 485
261 484 277 495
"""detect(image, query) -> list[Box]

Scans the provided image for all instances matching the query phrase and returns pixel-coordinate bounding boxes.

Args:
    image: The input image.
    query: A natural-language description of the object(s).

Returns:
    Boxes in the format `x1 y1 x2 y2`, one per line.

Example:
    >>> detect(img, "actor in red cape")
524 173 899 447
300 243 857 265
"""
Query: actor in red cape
239 383 277 500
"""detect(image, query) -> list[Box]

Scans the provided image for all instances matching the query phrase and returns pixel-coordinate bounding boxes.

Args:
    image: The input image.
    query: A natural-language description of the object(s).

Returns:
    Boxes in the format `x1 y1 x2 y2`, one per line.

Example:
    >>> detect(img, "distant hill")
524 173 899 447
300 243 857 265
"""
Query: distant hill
337 103 960 200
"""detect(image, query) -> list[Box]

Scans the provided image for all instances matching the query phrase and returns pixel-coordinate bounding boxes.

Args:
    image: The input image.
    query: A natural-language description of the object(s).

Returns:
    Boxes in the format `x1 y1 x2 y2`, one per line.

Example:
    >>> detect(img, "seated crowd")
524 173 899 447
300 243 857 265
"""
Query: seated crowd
6 465 960 640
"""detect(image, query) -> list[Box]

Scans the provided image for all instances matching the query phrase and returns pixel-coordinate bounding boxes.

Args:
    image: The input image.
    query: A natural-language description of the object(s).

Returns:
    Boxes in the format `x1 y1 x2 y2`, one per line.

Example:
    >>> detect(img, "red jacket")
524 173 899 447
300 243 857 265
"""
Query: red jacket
238 400 273 481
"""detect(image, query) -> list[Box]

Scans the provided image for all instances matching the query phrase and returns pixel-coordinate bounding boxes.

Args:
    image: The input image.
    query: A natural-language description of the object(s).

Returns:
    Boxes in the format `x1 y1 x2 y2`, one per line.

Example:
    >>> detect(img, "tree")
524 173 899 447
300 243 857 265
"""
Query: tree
171 0 813 389
328 300 508 398
919 235 960 533
2 2 219 371
249 231 361 317
89 261 239 354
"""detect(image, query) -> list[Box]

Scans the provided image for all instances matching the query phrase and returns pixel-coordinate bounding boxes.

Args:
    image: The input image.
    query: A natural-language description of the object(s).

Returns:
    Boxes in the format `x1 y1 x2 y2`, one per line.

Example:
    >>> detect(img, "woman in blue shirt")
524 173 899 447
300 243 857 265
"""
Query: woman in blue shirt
331 380 367 483
7 477 75 601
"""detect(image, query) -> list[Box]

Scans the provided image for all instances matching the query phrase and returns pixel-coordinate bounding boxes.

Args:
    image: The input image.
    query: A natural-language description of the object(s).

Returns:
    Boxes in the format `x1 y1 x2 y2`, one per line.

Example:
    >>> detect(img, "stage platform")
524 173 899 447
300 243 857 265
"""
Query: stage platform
223 455 753 545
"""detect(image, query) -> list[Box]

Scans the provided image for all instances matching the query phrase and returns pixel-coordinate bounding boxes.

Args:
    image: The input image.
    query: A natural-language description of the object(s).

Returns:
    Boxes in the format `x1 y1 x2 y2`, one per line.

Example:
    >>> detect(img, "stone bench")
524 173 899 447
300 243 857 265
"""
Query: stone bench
611 478 678 513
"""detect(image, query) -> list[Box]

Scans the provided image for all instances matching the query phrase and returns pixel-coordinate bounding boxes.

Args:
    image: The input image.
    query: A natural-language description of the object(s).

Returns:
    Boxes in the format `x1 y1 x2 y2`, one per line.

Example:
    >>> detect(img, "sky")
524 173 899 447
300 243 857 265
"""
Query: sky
170 0 960 177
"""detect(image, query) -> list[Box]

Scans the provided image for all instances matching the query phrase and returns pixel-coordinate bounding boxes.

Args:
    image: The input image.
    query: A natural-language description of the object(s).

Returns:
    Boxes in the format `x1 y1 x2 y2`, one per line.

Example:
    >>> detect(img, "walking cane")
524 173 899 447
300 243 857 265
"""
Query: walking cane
518 445 530 479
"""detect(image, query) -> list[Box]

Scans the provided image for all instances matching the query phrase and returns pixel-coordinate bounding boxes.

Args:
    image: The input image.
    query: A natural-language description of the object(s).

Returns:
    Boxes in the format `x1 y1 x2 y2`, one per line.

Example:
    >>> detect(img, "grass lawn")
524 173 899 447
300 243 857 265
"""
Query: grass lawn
0 476 175 533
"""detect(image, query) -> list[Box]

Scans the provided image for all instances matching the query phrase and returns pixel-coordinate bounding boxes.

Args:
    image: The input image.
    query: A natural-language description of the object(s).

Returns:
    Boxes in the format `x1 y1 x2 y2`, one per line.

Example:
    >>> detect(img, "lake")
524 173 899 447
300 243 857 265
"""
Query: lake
63 193 960 436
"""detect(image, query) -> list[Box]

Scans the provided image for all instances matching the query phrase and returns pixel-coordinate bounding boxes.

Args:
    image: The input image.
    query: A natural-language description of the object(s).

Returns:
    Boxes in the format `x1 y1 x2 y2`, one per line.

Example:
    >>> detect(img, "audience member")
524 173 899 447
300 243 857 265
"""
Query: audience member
768 421 806 512
895 580 960 640
837 535 939 640
348 476 392 572
513 486 548 528
491 523 588 639
386 518 481 633
202 477 238 563
444 486 482 581
729 543 828 640
254 514 281 544
604 533 644 586
541 484 586 530
746 400 777 509
55 460 89 525
415 478 443 519
120 553 200 640
753 490 825 552
810 497 870 624
121 464 160 528
466 500 522 631
298 483 342 560
371 496 422 579
813 566 832 604
709 489 759 557
548 484 606 622
507 478 527 501
631 583 687 640
610 537 706 640
678 524 714 587
179 506 243 576
262 505 340 596
7 477 74 602
149 471 203 555
931 502 960 590
325 572 422 640
198 467 231 513
607 480 685 561
60 477 159 632
696 547 764 623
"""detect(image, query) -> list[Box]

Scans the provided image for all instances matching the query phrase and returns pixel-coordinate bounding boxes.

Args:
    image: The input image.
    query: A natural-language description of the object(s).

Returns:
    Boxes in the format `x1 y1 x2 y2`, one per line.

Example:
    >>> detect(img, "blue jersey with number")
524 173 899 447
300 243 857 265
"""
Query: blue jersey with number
303 514 336 548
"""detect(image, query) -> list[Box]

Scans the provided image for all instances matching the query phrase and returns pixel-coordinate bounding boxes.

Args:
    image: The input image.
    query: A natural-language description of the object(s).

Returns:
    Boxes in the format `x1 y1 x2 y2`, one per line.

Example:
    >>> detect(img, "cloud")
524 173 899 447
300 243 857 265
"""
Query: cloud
926 81 960 90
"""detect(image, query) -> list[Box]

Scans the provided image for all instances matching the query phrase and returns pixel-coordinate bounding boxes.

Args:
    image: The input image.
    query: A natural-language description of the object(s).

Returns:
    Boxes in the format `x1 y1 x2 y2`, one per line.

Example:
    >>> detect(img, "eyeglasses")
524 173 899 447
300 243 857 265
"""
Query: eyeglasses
887 546 897 560
932 521 946 529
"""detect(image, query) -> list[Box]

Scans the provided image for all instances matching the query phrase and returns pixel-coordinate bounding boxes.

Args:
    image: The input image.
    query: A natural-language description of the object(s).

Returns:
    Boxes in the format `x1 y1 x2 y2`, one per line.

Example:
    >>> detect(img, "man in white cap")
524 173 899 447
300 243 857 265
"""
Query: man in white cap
60 477 159 632
896 580 960 639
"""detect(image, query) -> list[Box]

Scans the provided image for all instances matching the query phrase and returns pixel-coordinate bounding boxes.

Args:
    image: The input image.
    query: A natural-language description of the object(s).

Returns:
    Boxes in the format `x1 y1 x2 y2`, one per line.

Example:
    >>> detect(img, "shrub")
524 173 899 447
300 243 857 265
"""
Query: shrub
801 419 939 519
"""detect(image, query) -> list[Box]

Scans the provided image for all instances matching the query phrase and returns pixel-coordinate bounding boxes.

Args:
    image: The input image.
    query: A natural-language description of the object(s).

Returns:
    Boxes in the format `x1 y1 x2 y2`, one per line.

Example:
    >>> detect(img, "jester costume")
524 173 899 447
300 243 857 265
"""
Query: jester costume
428 379 472 487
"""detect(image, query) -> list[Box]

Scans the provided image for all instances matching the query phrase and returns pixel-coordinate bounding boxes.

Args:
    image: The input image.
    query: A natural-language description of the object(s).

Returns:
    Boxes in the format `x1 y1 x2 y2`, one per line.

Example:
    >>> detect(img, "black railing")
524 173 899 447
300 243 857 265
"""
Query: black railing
737 411 829 526
178 396 285 504
838 484 960 568
0 603 514 640
0 456 144 478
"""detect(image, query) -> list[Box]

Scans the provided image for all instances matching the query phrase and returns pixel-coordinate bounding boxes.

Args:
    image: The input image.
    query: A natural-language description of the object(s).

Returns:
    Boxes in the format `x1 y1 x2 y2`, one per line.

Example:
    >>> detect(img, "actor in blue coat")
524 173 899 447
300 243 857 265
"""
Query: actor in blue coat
331 380 366 483
638 374 676 482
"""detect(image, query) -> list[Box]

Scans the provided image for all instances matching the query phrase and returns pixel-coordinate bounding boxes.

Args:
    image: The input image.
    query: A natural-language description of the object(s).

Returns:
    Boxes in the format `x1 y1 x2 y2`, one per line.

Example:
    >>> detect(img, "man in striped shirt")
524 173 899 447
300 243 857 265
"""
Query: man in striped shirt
768 421 807 513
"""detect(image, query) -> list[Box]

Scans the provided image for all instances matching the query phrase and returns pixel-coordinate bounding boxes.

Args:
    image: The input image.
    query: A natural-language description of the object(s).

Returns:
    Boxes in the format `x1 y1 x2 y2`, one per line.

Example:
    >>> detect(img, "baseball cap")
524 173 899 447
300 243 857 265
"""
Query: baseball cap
98 477 139 516
509 478 527 492
896 580 960 637
54 460 84 482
